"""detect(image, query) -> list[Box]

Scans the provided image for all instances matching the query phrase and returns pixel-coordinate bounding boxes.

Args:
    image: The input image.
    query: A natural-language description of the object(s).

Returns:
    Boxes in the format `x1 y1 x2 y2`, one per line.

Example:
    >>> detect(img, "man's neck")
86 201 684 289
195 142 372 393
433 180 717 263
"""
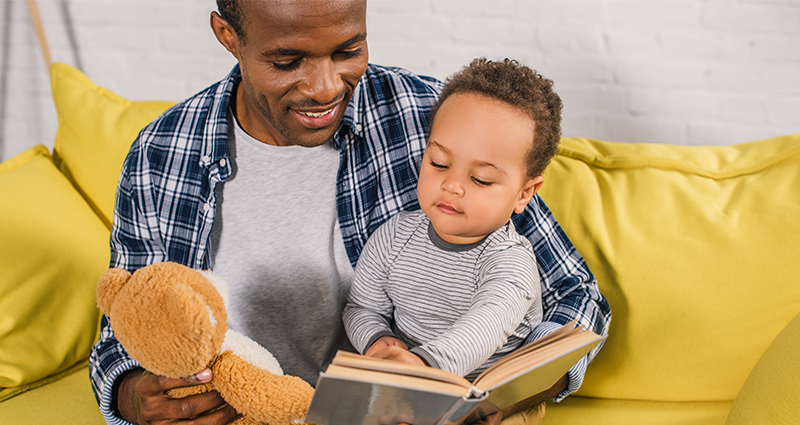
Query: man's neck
231 80 285 146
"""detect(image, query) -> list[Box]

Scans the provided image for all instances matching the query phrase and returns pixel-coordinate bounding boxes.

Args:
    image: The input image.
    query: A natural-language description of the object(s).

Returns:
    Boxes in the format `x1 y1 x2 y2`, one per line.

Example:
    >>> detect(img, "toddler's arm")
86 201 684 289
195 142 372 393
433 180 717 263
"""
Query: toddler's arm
343 216 400 353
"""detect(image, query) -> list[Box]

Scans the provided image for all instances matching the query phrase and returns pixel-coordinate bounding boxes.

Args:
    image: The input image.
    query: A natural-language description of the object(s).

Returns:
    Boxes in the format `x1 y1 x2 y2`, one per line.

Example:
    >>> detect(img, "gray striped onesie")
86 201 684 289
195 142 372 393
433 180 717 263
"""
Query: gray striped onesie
343 210 543 380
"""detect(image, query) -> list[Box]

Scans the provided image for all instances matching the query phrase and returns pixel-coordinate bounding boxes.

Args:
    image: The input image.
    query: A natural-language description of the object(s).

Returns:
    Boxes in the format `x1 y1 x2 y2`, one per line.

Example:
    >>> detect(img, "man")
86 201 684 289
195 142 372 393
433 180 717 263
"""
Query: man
88 1 611 425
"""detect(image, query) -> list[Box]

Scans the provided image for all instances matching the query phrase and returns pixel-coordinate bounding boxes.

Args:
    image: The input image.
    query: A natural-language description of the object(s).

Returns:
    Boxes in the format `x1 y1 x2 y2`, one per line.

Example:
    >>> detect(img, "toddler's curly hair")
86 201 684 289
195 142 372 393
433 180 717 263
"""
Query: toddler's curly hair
432 58 563 179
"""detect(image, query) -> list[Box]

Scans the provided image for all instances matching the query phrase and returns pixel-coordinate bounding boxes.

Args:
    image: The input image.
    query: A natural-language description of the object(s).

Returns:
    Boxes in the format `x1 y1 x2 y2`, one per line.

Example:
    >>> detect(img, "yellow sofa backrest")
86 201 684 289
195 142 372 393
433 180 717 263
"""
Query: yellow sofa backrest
0 64 173 400
51 63 176 229
539 136 800 402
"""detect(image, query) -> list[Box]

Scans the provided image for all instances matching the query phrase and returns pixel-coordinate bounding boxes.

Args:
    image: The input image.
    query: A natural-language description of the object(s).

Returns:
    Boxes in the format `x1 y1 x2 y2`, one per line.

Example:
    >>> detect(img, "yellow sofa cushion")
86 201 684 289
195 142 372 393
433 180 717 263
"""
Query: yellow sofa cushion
725 311 800 424
538 135 800 402
0 146 110 401
0 365 104 424
51 62 175 229
545 396 733 425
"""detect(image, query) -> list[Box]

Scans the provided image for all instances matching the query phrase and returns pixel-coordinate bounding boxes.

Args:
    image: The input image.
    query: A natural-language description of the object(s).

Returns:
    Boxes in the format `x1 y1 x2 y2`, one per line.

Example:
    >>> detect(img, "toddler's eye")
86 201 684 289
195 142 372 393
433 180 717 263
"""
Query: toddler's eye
430 161 447 170
472 177 492 186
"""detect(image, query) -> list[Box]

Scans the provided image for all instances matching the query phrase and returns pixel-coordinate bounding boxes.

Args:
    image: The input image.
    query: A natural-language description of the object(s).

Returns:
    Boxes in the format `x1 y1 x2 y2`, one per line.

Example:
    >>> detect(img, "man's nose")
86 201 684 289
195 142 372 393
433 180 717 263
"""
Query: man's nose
297 58 345 104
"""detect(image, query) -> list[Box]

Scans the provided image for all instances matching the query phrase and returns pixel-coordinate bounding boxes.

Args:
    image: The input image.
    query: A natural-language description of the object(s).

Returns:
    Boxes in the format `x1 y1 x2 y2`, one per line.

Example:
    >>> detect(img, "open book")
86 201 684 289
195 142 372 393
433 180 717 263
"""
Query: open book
304 321 605 425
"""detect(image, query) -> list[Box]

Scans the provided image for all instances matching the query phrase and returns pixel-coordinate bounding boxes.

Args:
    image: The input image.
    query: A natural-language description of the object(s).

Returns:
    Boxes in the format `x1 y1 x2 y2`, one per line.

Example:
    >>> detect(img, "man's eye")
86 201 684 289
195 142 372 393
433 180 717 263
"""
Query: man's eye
430 161 447 169
272 60 301 71
472 177 492 186
338 48 362 59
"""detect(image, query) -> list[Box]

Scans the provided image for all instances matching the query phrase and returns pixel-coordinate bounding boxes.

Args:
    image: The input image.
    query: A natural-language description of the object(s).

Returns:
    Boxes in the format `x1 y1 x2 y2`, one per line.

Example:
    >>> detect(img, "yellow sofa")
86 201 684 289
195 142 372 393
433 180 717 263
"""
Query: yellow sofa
1 63 798 425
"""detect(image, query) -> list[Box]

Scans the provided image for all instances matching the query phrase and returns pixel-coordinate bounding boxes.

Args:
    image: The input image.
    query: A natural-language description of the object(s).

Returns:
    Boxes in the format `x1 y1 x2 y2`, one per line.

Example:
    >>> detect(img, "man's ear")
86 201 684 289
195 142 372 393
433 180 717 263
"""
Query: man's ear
514 176 545 214
210 11 241 60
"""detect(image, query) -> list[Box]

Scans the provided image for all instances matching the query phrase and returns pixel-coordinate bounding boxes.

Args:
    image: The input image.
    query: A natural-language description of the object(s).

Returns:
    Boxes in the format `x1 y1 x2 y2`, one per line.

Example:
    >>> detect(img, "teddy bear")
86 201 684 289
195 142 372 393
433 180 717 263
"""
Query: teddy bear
95 261 315 425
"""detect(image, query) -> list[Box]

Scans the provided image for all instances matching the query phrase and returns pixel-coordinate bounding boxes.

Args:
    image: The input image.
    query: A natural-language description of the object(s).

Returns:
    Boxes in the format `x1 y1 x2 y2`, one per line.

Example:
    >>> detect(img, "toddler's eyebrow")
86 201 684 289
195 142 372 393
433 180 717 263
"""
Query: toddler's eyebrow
472 159 506 176
430 139 507 176
428 139 451 154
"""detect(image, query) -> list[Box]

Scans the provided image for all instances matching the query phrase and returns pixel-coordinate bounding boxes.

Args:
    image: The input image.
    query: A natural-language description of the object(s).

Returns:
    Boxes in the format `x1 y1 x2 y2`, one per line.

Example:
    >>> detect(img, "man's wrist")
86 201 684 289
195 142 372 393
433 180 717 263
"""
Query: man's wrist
113 367 143 421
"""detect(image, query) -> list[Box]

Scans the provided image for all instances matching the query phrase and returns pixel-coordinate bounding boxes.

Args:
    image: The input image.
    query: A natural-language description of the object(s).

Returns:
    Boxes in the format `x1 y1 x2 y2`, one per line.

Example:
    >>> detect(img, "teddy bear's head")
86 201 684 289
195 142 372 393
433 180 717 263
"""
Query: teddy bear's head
96 262 228 378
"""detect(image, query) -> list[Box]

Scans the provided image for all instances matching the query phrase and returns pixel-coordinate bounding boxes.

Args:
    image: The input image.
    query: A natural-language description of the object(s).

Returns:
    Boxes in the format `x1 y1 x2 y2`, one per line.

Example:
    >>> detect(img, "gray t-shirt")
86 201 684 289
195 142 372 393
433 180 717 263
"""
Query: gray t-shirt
210 115 354 384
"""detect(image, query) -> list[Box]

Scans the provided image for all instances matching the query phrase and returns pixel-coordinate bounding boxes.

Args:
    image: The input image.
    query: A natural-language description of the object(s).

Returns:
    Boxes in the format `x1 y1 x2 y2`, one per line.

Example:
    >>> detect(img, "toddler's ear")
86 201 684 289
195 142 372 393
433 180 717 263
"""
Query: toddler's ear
96 268 132 316
514 176 545 214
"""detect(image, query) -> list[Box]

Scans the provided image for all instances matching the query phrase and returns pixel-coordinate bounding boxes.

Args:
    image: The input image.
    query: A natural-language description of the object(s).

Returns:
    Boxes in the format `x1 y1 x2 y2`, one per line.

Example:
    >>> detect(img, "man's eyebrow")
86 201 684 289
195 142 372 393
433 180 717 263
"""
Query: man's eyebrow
338 33 367 49
261 47 306 58
261 33 367 59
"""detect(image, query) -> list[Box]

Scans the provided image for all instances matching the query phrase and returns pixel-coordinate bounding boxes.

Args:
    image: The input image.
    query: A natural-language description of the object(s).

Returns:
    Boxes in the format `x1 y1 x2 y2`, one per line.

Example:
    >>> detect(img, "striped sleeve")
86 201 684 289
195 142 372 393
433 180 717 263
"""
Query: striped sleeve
343 214 401 354
410 244 541 377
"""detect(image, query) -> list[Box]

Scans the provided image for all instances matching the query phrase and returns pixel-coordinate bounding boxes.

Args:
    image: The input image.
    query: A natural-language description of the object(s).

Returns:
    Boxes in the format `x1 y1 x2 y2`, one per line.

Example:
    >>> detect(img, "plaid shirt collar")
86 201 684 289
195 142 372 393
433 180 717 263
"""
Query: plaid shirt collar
198 64 365 168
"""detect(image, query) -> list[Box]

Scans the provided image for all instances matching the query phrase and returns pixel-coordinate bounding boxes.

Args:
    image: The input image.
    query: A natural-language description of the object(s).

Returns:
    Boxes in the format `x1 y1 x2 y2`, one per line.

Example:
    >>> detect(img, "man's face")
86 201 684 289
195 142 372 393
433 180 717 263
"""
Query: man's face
224 0 368 147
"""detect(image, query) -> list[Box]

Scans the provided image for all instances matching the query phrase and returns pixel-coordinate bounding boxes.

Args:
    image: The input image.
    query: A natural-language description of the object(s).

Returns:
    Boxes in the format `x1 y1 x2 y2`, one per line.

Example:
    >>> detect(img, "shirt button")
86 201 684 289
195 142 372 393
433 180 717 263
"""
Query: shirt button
203 203 211 212
219 158 227 167
201 155 210 165
355 124 362 132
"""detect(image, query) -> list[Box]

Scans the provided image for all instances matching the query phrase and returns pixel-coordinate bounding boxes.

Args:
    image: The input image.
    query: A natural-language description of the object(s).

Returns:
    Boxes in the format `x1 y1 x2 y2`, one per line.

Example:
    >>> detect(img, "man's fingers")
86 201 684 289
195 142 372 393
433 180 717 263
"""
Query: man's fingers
185 403 240 425
165 390 228 420
139 368 213 395
140 390 231 424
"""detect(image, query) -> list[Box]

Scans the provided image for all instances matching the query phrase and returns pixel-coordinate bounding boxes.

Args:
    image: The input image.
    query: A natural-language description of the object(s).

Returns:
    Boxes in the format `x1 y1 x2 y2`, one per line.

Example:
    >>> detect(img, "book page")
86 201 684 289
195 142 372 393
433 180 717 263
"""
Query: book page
477 320 580 378
332 351 473 388
479 342 602 410
324 364 470 397
472 323 603 392
473 331 604 392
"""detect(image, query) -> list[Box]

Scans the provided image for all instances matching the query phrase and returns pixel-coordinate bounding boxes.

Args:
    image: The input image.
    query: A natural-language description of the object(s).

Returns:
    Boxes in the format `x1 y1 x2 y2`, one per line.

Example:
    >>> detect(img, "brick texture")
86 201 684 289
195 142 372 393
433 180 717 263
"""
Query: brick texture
1 0 798 160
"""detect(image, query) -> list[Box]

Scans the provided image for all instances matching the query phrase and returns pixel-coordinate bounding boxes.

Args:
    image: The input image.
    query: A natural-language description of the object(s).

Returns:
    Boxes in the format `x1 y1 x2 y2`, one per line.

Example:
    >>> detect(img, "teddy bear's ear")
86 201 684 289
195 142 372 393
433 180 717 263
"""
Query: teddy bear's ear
96 268 132 316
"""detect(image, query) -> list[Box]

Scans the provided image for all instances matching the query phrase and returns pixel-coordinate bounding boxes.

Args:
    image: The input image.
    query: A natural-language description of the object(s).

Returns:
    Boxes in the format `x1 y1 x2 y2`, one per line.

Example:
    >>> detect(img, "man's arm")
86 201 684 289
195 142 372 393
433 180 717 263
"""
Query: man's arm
513 195 612 402
89 139 227 423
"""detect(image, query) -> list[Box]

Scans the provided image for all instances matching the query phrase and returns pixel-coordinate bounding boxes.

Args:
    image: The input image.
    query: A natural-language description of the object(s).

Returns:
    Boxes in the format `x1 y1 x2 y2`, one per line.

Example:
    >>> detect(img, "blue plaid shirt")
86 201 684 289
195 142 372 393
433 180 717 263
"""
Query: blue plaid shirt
89 64 611 424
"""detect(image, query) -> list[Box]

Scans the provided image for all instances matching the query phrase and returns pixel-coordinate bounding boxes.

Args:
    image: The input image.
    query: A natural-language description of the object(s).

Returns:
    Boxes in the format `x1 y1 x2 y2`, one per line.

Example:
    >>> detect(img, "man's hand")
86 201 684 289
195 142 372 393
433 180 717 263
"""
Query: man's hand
469 373 568 425
115 367 239 425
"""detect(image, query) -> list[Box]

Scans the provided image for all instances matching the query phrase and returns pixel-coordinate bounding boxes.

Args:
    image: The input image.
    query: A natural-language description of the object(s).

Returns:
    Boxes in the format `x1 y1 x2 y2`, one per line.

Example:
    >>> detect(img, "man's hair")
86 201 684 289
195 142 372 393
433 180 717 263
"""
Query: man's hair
216 0 246 44
432 58 563 179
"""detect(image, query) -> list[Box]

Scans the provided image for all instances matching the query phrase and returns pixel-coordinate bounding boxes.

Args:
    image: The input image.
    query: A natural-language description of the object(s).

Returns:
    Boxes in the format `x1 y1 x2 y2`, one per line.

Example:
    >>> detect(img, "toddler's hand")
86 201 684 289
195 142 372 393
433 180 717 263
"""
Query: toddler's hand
365 336 407 357
370 345 426 367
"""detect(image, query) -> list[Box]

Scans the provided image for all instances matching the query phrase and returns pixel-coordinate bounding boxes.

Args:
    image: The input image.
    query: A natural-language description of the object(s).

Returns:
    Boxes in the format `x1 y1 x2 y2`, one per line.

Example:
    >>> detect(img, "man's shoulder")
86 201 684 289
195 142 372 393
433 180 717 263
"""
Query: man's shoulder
349 65 440 149
134 66 237 151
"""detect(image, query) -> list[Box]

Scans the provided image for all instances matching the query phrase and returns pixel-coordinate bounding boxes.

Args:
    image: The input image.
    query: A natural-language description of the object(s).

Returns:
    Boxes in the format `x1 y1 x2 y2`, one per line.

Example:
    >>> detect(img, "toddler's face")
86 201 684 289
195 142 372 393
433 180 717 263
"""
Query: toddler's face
417 92 542 245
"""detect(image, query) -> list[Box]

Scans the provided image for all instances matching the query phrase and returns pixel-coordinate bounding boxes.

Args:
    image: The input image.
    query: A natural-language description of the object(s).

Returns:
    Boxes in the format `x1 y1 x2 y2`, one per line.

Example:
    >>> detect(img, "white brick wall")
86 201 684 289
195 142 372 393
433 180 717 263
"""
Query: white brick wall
1 0 798 161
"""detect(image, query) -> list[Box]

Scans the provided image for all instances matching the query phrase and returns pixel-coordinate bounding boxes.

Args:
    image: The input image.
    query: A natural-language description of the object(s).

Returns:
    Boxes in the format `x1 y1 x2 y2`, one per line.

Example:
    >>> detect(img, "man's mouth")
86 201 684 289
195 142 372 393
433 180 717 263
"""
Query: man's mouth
291 104 340 129
296 108 334 118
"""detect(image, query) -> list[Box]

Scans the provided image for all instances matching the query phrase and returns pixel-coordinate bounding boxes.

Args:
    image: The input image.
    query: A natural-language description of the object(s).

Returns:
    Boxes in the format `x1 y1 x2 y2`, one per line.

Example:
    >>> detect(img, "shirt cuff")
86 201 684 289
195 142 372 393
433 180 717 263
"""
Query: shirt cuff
409 346 440 370
361 330 397 355
526 321 588 403
99 359 141 425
